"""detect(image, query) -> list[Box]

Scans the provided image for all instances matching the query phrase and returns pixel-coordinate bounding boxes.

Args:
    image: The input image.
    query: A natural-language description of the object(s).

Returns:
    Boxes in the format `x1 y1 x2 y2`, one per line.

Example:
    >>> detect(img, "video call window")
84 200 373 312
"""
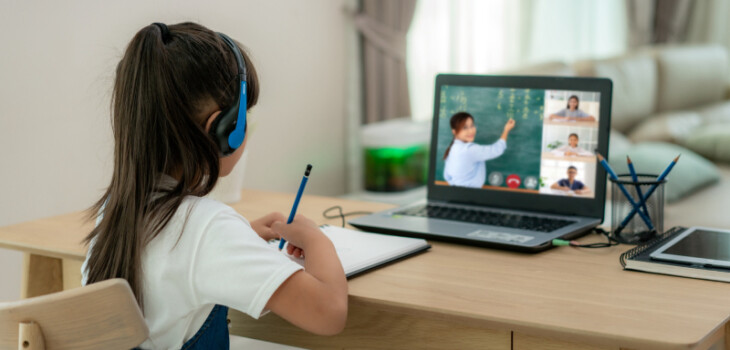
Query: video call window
434 86 600 199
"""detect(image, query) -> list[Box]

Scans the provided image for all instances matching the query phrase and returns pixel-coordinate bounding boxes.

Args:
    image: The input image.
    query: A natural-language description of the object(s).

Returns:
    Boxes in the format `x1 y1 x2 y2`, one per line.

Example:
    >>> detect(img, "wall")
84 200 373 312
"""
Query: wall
0 0 350 300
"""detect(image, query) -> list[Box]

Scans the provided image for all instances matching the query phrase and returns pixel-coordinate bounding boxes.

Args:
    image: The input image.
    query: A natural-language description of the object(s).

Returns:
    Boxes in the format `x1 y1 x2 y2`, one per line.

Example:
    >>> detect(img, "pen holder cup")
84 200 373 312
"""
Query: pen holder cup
610 174 665 244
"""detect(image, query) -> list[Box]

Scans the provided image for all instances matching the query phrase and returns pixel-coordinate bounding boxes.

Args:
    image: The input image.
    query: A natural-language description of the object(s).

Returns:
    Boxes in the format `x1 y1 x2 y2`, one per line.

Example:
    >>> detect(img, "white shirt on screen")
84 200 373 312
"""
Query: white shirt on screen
552 145 593 156
444 138 507 188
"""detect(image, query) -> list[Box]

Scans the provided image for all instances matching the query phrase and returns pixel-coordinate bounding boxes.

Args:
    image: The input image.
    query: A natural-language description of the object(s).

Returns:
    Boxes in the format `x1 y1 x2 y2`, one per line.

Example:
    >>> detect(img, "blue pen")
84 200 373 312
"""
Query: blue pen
627 156 650 220
616 155 679 233
279 164 313 250
596 153 655 231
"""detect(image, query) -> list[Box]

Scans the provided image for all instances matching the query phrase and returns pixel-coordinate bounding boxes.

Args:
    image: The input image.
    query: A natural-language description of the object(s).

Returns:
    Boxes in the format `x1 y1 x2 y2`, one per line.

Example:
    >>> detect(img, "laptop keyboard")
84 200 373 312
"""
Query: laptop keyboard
395 204 575 233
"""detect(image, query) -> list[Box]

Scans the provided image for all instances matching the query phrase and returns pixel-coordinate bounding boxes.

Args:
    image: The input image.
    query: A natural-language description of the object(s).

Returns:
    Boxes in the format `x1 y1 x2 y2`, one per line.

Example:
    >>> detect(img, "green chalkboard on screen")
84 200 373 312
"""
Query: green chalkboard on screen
435 86 544 189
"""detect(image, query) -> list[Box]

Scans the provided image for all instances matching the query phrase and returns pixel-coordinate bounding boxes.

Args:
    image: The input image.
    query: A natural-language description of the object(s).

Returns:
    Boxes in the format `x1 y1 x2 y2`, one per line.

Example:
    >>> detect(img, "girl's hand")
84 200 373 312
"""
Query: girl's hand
250 212 288 241
272 215 324 258
503 119 516 132
287 242 305 259
265 214 347 336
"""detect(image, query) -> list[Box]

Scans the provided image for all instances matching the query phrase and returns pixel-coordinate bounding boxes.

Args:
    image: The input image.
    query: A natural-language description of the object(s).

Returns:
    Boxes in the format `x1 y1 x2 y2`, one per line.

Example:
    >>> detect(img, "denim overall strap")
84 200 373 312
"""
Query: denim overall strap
180 304 230 350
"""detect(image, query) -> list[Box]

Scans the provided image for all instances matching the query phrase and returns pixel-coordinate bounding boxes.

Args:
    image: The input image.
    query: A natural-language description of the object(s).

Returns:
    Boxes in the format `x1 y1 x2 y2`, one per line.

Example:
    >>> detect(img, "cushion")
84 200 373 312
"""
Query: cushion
693 100 730 125
609 129 633 158
608 142 720 203
683 124 730 163
664 164 730 229
577 54 658 132
656 45 729 112
626 111 702 143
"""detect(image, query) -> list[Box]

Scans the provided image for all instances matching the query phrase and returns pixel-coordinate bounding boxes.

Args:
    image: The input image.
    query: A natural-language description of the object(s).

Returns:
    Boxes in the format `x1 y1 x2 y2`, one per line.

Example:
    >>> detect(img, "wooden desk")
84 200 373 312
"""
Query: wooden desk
1 190 729 350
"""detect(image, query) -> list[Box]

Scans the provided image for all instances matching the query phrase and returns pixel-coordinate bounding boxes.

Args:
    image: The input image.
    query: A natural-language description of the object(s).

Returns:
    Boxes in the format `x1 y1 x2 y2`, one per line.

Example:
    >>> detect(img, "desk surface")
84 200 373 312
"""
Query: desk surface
1 189 729 349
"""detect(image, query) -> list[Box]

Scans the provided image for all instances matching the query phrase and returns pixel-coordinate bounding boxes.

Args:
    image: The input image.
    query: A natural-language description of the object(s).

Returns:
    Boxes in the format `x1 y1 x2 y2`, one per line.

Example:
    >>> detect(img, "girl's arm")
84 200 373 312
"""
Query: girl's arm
576 147 594 156
551 145 567 156
549 109 568 121
250 212 287 241
266 216 348 335
573 110 596 122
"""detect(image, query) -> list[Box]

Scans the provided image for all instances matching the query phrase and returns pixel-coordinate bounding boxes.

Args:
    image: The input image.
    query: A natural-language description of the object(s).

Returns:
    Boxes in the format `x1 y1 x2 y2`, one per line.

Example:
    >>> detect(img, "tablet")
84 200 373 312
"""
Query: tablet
650 226 730 269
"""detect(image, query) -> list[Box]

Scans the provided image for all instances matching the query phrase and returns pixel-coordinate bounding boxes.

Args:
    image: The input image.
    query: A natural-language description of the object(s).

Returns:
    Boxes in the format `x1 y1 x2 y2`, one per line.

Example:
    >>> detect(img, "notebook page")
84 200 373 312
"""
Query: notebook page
268 226 429 275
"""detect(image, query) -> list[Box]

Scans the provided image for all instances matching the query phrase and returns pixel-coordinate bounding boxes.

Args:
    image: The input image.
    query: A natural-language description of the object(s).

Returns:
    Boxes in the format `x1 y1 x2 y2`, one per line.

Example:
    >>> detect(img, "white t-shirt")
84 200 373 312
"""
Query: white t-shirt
81 196 303 349
551 145 593 156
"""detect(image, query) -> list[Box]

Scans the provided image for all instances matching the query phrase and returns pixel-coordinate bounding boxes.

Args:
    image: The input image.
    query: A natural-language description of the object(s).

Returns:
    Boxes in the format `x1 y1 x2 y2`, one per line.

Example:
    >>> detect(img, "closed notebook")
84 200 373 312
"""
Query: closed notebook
270 225 431 278
620 226 730 283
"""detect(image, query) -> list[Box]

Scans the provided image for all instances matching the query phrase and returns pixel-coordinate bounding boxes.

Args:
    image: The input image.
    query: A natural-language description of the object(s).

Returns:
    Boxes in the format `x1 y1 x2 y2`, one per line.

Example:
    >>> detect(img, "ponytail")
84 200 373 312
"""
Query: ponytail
84 22 259 308
443 139 455 160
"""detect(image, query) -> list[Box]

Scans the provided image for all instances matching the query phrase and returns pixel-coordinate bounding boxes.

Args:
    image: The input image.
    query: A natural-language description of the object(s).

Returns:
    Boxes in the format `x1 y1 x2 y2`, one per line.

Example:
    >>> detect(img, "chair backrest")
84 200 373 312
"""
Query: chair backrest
0 278 148 350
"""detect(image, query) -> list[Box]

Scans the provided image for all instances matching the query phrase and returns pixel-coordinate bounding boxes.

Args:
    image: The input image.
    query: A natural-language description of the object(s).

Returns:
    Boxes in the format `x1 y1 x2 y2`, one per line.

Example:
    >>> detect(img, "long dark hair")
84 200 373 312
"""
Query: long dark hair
566 95 579 110
83 22 259 308
443 112 474 160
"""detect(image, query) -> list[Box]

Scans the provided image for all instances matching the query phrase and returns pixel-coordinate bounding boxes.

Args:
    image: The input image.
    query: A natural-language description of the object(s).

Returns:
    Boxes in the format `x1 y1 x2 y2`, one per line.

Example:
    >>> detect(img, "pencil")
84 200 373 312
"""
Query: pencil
615 155 680 234
627 156 650 220
279 164 313 250
596 153 655 232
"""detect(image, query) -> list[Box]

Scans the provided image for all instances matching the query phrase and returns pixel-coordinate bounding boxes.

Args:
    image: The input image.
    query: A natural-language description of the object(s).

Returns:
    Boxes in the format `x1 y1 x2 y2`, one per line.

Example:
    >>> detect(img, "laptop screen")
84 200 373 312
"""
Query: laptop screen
434 85 601 199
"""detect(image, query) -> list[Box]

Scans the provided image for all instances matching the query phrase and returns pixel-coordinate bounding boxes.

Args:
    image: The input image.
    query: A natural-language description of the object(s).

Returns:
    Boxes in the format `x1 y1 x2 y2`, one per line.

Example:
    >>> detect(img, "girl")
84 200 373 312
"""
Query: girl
552 133 593 157
443 112 515 188
82 22 347 349
548 95 596 122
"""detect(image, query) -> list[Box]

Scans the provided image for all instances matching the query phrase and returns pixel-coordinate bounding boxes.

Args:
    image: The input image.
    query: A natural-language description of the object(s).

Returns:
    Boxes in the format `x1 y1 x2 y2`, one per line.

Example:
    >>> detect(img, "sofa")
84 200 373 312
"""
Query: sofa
505 44 730 230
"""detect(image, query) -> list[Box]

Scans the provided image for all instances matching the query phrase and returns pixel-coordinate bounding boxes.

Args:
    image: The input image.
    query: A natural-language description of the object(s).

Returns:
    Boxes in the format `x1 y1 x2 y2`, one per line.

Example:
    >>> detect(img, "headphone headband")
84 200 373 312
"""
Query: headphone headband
217 33 248 83
208 32 248 156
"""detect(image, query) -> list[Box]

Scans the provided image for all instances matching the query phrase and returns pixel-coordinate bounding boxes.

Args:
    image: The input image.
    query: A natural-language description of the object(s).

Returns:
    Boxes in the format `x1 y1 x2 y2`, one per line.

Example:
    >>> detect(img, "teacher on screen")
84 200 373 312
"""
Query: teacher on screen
443 112 515 188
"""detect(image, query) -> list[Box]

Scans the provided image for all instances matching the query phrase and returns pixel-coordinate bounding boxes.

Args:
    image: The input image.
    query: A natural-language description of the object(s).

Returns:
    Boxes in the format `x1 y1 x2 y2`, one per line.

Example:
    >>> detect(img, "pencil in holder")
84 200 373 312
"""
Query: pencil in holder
610 174 665 244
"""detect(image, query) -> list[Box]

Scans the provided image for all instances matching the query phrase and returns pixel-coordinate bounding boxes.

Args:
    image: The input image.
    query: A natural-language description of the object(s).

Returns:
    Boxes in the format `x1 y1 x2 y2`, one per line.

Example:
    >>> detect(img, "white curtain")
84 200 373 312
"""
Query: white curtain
686 0 730 50
407 0 628 121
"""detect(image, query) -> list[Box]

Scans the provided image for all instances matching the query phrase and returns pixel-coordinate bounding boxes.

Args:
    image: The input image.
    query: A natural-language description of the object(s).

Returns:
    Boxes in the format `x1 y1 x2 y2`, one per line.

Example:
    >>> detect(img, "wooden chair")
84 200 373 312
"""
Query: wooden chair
0 278 148 350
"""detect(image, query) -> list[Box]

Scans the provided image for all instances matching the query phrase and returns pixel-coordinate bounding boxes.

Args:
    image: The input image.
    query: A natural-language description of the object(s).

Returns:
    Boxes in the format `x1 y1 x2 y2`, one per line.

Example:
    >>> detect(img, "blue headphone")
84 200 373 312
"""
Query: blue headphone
210 32 248 156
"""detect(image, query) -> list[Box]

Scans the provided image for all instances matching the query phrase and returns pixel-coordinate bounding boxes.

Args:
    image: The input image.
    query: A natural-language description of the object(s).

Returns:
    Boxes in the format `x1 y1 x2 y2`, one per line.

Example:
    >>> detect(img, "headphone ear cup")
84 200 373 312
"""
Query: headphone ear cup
209 107 237 156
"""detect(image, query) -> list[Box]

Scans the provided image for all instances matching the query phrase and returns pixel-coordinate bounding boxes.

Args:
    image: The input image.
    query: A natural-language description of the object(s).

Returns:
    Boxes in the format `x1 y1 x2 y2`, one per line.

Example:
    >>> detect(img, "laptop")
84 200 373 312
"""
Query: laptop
350 74 612 252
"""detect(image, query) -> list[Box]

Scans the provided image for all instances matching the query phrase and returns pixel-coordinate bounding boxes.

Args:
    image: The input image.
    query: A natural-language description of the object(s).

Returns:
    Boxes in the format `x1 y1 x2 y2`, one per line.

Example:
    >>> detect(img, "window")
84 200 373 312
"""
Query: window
406 0 627 121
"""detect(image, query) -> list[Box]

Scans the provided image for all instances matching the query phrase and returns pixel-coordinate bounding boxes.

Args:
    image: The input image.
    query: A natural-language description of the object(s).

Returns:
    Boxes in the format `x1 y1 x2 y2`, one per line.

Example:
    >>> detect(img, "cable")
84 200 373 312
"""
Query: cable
552 227 621 249
323 205 373 227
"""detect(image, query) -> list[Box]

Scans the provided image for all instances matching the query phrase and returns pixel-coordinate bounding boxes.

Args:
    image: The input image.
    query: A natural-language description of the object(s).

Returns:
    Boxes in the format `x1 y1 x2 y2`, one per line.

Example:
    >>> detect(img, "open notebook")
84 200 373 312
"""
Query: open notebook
270 225 431 278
